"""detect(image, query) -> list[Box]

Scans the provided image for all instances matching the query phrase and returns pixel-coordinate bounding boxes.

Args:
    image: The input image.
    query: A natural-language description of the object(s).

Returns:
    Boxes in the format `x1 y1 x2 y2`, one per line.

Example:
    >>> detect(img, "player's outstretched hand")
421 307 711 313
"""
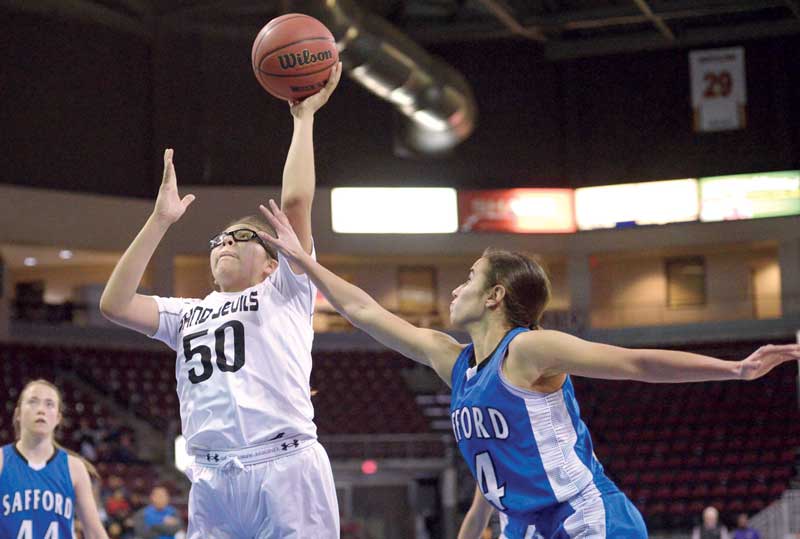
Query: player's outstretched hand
739 344 800 381
258 199 308 262
289 61 342 118
153 149 195 225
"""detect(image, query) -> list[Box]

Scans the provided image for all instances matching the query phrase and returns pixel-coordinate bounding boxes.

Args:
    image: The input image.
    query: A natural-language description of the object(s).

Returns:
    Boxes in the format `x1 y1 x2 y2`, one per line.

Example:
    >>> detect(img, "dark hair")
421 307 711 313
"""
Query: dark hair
223 215 278 260
14 379 100 480
482 248 551 329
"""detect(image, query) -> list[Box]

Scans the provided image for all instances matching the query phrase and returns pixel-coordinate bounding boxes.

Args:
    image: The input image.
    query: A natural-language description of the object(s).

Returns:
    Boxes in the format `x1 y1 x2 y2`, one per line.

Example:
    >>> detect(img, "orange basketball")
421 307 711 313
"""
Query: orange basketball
251 14 339 101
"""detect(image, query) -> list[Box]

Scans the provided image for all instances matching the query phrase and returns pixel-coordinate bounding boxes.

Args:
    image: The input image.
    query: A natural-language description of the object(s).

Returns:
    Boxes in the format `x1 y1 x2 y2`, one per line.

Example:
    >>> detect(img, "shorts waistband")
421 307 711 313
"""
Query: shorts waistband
190 436 316 467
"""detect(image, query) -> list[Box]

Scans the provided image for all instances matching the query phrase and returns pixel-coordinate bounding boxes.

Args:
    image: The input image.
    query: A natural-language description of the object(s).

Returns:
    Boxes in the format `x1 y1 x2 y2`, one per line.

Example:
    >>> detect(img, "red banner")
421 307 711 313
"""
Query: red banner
458 189 575 233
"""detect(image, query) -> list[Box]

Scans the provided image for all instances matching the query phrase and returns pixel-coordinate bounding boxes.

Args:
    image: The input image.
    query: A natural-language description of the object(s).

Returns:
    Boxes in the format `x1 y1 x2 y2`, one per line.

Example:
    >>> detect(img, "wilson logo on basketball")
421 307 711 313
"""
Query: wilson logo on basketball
277 49 333 70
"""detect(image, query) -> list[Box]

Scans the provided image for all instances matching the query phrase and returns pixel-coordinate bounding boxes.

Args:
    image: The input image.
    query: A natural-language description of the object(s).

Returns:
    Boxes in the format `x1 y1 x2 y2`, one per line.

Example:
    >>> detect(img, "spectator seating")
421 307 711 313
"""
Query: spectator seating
2 339 797 531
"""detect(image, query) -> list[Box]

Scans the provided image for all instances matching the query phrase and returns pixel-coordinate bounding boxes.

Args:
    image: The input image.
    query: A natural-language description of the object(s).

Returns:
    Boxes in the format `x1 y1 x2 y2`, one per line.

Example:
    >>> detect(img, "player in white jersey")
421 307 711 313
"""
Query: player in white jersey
100 64 342 539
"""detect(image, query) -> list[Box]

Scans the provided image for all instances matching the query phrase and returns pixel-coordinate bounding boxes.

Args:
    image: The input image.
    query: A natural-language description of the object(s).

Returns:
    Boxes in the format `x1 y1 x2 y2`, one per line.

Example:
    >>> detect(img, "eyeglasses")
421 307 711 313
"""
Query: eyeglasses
209 228 275 258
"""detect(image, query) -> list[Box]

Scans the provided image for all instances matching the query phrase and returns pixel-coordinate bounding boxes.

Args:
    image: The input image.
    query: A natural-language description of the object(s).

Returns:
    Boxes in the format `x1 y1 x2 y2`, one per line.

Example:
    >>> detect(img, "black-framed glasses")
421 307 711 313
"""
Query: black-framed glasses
209 228 274 257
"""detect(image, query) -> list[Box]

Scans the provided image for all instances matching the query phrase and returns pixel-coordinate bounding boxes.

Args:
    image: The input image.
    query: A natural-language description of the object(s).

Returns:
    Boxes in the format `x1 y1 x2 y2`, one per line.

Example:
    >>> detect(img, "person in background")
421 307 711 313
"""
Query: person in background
692 506 730 539
132 485 182 539
733 513 760 539
72 417 100 461
105 487 131 523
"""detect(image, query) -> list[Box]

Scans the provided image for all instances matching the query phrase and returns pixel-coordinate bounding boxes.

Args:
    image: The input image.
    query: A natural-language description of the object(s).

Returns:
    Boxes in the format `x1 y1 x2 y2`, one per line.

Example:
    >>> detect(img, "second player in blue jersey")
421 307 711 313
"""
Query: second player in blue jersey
0 380 109 539
451 327 646 538
255 202 800 539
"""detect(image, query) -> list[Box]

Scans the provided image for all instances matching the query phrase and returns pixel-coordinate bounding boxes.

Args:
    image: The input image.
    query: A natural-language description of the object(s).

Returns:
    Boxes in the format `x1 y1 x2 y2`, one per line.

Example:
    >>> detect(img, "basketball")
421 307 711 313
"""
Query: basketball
251 14 339 101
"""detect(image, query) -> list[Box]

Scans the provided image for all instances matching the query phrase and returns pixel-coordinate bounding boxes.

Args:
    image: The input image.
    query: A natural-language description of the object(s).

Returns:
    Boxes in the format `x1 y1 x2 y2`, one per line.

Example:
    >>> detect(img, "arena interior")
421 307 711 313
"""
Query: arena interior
1 1 800 538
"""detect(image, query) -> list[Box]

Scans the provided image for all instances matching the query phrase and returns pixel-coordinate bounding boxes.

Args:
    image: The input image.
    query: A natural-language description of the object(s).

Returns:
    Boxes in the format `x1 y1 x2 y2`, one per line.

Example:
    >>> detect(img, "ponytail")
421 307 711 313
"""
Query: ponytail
56 442 101 481
482 248 551 330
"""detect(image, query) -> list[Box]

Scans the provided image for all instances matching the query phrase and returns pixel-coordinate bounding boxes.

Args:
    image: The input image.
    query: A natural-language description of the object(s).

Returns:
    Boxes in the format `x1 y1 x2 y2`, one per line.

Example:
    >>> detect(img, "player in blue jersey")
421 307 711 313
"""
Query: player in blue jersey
1 379 109 539
255 200 800 539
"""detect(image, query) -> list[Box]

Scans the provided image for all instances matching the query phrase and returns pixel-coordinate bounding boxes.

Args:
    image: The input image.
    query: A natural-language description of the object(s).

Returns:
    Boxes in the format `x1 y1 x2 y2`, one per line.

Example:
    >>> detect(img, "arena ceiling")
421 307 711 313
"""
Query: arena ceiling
8 0 800 60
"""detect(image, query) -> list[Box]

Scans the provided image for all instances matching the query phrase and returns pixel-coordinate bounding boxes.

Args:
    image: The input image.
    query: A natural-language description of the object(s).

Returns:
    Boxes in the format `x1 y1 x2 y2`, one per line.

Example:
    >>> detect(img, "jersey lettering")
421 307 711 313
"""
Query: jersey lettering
179 291 259 332
476 451 507 510
14 520 60 539
2 490 70 518
44 522 59 539
451 406 509 441
16 520 31 539
183 321 247 384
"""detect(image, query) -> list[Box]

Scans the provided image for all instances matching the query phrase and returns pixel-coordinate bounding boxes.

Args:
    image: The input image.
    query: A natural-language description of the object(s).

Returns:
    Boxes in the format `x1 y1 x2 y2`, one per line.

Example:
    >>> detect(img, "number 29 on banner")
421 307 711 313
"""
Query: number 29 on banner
689 47 747 132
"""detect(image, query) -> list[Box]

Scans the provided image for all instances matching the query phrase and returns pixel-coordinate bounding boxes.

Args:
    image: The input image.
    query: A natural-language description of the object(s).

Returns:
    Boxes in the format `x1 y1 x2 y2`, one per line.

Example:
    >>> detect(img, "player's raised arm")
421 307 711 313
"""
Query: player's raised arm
512 329 800 384
279 62 341 267
99 149 195 335
258 200 463 385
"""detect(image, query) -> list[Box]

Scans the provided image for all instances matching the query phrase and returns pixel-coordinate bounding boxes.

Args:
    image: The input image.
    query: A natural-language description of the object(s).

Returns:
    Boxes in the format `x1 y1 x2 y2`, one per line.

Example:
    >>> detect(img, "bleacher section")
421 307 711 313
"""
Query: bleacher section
1 340 798 532
0 343 433 439
580 364 799 529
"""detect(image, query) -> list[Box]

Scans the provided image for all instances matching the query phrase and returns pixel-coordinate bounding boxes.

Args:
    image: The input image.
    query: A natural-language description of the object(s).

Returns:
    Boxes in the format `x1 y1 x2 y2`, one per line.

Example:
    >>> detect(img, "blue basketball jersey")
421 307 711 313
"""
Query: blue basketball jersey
1 444 75 539
450 328 647 539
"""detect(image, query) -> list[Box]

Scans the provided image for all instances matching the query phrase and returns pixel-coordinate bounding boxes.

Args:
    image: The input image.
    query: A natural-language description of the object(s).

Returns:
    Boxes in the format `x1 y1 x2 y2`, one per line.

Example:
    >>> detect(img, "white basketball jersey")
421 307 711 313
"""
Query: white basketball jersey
150 251 317 451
